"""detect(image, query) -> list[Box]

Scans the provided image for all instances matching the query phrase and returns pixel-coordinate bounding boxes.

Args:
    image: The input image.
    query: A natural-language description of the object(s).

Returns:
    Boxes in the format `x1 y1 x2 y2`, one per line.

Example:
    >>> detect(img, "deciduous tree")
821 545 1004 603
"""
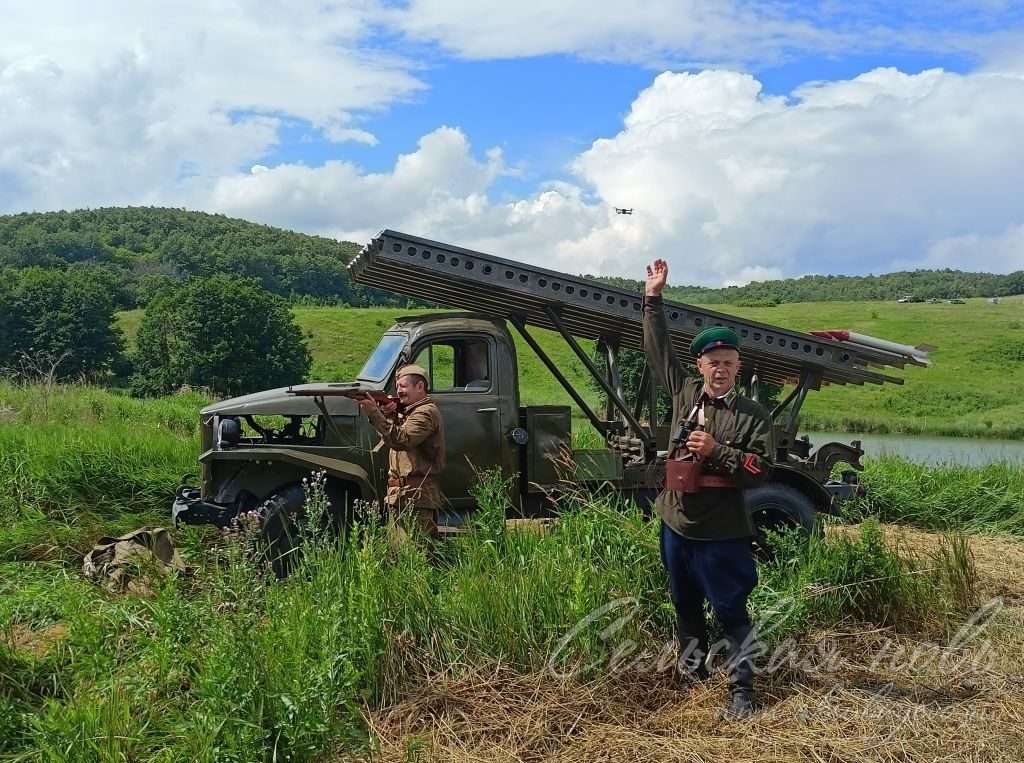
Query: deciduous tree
131 276 311 397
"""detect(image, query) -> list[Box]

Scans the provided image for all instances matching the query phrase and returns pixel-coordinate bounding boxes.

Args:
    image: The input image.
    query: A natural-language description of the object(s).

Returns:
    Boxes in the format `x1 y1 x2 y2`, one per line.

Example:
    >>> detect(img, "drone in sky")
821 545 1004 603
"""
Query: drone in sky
614 207 634 215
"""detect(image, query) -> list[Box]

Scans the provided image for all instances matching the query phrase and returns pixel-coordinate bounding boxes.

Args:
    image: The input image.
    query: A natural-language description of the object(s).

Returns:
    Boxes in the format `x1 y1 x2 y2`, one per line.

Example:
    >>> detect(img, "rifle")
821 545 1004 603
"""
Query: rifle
286 386 404 411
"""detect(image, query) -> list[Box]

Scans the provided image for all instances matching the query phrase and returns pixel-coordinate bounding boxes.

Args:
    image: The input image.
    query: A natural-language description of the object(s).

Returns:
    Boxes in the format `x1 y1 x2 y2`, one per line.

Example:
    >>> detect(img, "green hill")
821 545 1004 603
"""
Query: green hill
0 207 395 308
4 207 1024 309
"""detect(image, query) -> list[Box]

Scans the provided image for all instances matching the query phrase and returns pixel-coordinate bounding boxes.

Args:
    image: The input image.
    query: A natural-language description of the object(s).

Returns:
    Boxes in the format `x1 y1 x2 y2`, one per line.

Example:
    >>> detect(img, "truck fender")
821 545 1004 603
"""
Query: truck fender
200 448 376 502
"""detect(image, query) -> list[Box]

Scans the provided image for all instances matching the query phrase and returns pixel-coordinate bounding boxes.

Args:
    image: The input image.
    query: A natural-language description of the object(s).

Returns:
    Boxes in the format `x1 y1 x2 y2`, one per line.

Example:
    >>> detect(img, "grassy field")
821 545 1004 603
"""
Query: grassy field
3 380 1024 760
2 294 1021 760
723 296 1024 438
119 294 1024 439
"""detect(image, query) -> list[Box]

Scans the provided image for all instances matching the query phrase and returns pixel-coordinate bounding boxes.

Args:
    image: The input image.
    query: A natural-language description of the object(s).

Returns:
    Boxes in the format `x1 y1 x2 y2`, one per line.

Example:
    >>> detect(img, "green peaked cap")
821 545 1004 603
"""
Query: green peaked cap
690 327 741 357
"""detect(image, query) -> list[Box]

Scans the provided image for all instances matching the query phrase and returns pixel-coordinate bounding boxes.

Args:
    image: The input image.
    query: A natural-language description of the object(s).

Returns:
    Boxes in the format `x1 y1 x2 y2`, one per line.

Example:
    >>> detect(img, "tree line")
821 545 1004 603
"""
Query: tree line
0 207 398 309
4 208 1023 311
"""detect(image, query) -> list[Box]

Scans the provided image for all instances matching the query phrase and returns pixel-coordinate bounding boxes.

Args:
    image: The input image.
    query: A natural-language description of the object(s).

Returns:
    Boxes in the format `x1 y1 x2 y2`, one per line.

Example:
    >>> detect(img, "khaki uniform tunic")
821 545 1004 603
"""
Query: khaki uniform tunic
643 295 775 540
367 397 445 509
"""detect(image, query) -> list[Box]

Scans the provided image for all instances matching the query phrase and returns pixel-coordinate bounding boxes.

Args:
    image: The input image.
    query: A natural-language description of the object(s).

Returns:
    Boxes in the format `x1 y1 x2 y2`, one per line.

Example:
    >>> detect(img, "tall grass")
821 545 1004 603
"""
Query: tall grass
0 379 1014 758
2 470 981 761
755 520 977 638
854 456 1024 535
0 382 202 561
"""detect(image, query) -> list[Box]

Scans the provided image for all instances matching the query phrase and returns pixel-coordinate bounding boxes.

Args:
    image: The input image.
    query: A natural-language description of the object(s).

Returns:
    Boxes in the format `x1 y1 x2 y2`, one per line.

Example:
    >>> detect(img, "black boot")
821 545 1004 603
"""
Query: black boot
675 612 710 687
724 624 757 720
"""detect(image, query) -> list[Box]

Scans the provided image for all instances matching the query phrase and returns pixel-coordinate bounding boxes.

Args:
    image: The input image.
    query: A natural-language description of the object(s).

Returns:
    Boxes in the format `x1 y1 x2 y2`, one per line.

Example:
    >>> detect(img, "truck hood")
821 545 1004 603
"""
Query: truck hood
201 382 381 417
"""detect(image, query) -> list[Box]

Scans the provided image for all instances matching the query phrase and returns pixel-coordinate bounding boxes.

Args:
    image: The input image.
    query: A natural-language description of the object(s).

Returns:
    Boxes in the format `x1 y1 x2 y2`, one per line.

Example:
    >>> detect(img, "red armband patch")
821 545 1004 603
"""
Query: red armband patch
743 454 761 475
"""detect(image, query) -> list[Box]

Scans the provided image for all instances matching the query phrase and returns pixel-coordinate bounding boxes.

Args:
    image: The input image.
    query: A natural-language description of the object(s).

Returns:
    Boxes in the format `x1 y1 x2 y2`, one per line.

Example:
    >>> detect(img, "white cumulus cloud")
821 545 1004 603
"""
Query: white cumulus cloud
0 1 423 212
3 3 1024 287
203 65 1024 286
551 67 1024 284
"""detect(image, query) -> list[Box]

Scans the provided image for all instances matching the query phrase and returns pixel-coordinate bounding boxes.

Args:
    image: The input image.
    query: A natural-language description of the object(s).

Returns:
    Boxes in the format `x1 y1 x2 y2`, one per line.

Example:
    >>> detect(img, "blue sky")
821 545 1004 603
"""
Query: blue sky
2 1 1024 285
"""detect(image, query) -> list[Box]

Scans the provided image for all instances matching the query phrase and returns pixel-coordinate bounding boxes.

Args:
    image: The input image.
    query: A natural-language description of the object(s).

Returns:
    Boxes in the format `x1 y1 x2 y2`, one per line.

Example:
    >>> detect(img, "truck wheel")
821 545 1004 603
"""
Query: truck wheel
258 481 356 577
259 484 308 577
744 483 818 562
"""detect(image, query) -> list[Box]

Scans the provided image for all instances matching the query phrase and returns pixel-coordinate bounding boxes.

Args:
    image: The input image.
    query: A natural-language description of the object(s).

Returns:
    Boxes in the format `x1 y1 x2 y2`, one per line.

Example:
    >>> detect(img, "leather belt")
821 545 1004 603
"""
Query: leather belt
695 474 733 489
388 474 429 489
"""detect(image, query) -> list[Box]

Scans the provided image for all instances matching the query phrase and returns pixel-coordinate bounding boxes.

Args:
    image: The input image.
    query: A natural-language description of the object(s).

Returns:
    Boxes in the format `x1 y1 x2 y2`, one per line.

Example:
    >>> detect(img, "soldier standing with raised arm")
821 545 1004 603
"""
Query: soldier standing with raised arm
642 258 775 720
358 364 445 539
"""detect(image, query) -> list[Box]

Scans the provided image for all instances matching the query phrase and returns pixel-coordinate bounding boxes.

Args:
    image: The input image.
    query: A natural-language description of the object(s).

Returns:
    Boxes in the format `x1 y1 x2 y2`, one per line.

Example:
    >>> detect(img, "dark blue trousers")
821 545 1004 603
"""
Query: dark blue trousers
659 521 757 630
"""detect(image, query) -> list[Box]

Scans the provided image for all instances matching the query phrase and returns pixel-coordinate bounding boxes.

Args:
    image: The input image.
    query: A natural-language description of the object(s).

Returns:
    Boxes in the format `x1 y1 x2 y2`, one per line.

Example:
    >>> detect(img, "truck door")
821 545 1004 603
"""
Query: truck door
409 335 513 510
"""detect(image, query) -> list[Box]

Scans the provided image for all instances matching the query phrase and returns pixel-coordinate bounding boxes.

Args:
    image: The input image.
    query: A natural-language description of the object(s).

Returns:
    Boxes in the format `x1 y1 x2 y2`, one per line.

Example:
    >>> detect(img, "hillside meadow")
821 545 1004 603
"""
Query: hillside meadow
724 296 1024 438
119 293 1024 438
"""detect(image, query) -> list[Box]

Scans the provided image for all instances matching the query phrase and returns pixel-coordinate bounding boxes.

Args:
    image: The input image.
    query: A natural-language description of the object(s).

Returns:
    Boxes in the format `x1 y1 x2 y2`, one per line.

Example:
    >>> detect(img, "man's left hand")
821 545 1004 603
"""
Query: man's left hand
686 430 717 458
357 398 378 414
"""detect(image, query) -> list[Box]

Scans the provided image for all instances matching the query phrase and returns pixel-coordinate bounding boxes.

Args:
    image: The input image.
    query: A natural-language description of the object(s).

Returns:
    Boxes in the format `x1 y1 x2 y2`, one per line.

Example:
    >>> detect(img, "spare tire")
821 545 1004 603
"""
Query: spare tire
744 483 818 561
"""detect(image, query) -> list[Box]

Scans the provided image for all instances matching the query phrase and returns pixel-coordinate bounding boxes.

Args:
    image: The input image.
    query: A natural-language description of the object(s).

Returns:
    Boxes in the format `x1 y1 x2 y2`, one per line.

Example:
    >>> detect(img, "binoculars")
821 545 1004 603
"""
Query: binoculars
671 420 704 446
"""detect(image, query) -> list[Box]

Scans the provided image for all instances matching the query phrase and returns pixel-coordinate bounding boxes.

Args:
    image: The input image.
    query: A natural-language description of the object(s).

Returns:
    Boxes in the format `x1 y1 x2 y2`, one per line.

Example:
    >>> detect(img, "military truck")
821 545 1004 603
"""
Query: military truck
173 230 932 559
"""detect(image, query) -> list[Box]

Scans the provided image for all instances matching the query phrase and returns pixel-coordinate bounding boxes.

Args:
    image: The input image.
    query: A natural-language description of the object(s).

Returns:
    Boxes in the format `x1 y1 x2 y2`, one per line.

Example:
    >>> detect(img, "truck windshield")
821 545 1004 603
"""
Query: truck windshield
357 333 406 382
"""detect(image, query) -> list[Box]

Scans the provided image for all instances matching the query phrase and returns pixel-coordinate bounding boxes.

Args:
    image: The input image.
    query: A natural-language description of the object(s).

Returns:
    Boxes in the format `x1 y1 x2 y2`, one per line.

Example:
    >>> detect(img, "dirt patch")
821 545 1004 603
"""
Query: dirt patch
5 622 69 660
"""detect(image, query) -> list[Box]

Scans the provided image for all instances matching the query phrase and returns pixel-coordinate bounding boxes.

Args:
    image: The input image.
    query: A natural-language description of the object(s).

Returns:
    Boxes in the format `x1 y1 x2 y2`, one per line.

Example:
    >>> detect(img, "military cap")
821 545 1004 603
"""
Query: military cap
396 364 429 383
690 327 741 357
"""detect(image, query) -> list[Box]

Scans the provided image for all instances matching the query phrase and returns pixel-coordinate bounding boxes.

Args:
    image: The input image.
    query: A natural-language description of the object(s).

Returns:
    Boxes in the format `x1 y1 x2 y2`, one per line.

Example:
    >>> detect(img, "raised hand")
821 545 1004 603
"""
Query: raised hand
645 259 668 296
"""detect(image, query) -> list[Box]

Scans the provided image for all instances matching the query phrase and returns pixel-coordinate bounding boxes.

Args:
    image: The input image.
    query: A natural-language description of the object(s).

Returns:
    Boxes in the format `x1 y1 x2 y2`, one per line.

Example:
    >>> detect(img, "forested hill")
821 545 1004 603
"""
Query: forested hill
2 207 1022 308
594 270 1024 305
0 207 394 308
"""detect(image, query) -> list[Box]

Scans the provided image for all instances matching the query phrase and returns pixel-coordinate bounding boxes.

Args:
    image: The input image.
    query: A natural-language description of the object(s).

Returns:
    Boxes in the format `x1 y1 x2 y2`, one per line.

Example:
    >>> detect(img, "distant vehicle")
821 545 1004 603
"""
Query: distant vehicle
987 298 1002 305
897 295 920 303
924 298 940 304
947 298 965 304
614 207 633 215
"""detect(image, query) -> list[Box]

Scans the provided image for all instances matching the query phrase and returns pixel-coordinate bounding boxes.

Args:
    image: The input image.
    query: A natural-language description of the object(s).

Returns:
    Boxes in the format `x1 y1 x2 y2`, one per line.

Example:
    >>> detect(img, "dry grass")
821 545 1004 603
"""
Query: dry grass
358 526 1024 763
3 622 69 660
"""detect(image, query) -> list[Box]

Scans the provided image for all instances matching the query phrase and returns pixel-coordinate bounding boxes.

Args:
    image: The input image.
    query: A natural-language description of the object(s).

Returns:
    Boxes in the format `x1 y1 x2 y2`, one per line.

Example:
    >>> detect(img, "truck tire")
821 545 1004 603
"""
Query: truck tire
259 484 308 577
744 483 818 561
258 481 356 577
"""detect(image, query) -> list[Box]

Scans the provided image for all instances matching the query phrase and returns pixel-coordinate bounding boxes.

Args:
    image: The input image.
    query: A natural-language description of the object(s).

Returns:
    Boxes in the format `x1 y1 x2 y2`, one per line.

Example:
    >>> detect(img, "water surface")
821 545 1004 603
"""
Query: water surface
805 431 1024 466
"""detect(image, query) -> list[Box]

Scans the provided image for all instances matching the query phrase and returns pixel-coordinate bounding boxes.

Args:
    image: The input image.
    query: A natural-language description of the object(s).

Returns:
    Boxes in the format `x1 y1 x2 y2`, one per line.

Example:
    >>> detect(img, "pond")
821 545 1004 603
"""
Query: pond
805 430 1024 466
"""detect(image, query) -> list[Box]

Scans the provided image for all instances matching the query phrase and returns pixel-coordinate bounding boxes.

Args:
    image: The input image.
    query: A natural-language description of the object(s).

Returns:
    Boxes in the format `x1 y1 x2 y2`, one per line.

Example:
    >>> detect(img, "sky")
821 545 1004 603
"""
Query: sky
2 1 1024 287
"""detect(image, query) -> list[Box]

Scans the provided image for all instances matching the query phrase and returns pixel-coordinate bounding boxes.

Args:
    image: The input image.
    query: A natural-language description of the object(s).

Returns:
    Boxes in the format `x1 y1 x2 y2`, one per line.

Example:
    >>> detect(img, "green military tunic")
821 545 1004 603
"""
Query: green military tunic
367 396 445 509
643 295 775 540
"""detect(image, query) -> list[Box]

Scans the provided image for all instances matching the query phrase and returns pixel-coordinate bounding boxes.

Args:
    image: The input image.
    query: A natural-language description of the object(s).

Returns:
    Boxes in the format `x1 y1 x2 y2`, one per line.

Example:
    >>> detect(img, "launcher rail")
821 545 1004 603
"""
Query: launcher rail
349 230 929 390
